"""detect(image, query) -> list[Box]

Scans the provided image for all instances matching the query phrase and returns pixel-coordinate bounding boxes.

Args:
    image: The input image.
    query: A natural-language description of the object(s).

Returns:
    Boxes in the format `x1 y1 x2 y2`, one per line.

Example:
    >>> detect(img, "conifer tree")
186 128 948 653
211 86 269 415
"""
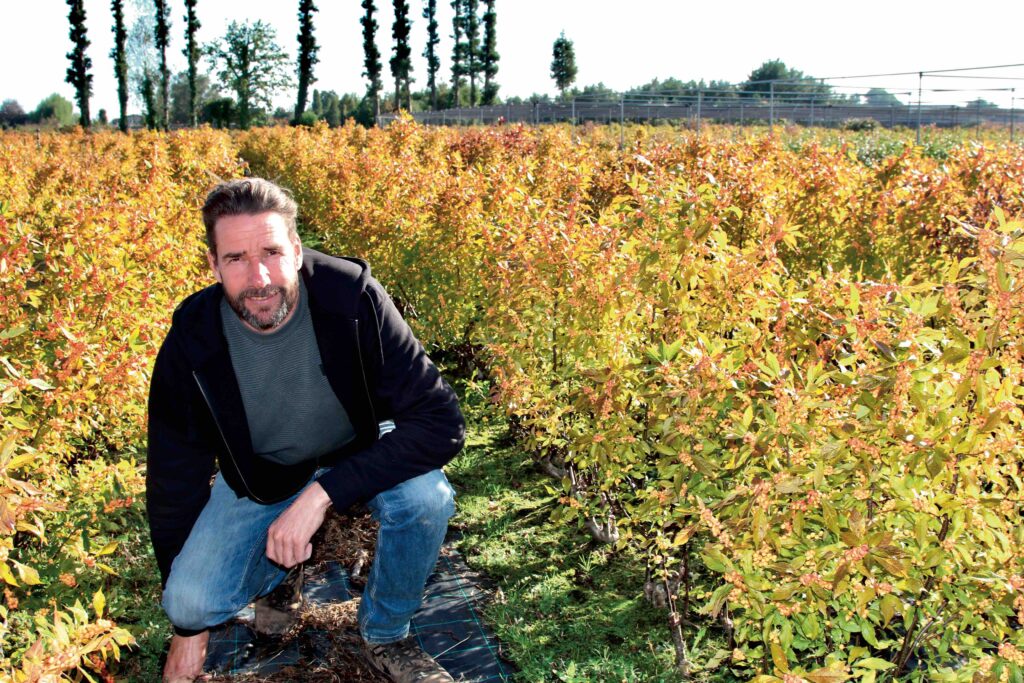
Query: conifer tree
111 0 128 131
154 0 170 129
295 0 319 121
481 0 499 105
183 0 201 126
65 0 92 128
390 0 413 111
312 89 322 117
422 0 440 110
360 0 382 119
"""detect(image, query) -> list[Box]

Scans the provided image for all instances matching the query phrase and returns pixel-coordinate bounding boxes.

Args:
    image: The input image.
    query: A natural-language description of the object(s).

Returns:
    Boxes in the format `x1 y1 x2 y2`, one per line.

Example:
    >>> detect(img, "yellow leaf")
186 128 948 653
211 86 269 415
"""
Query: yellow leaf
93 589 105 618
771 642 790 674
14 562 41 585
0 562 17 586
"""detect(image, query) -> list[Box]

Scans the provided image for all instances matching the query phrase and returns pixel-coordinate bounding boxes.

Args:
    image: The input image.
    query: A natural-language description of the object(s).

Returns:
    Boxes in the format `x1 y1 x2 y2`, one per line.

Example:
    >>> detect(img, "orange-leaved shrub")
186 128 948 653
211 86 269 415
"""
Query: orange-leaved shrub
0 128 244 680
239 120 1024 677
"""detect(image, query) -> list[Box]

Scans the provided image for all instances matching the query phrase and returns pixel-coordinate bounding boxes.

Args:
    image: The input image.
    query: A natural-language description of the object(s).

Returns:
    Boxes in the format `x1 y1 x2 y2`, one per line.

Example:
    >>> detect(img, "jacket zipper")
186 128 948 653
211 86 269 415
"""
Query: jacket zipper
192 370 269 504
353 319 378 434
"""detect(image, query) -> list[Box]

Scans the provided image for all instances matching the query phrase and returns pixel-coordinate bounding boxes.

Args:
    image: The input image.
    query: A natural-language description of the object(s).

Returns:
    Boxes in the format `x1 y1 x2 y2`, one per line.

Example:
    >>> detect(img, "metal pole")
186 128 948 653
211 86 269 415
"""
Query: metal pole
696 90 702 135
770 81 775 126
620 95 624 149
571 98 576 127
740 102 744 126
976 98 982 140
1011 90 1016 143
915 72 923 145
810 95 815 127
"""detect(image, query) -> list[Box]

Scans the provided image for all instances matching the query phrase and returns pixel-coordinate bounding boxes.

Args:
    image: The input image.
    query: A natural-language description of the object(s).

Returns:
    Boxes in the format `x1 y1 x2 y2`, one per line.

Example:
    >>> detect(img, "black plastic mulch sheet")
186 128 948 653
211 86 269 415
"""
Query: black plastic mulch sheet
204 548 513 682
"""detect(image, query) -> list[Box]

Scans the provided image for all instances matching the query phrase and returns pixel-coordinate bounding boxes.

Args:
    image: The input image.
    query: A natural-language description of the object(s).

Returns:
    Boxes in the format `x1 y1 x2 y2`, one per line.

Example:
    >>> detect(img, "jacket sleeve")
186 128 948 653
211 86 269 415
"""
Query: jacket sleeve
146 329 217 587
315 277 465 510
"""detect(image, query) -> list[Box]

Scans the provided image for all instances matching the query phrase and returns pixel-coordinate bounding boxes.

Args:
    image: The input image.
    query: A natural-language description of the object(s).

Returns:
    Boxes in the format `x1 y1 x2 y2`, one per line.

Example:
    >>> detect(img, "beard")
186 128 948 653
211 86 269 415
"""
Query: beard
225 282 299 331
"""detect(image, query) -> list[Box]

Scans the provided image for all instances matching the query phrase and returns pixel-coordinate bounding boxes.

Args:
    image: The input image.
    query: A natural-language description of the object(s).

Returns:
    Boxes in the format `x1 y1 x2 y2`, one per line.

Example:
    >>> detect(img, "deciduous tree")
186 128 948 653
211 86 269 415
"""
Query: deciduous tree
183 0 201 126
461 0 480 106
0 100 27 128
206 20 293 129
450 0 464 107
153 0 170 129
742 59 830 101
550 31 576 97
390 0 413 111
360 0 382 119
481 0 498 105
111 0 129 131
422 0 440 110
127 0 160 129
295 0 319 122
65 0 93 128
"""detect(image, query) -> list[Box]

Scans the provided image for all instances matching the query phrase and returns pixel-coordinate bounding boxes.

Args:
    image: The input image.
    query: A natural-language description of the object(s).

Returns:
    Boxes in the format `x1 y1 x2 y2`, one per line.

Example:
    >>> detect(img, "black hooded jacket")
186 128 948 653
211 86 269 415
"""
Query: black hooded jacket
146 248 465 585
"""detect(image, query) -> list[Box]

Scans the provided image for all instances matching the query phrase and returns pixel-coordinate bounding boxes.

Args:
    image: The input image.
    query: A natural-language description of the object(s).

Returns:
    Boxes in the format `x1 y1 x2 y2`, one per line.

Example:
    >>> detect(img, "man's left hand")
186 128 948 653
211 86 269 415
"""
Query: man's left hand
266 481 332 568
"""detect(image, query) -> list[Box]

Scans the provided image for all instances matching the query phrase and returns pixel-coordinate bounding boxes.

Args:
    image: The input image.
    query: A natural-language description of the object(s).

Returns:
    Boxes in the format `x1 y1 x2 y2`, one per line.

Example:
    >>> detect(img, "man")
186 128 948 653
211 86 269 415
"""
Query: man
146 178 465 683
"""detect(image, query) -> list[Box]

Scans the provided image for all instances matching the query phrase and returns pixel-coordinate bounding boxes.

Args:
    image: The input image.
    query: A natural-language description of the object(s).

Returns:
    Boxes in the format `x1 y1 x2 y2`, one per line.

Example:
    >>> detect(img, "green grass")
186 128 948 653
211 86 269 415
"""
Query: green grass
446 396 718 682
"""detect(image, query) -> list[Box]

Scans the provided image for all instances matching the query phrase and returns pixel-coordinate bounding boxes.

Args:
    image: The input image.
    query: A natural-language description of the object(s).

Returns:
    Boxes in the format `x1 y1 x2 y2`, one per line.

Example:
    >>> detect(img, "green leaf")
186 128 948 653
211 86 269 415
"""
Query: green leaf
879 594 901 628
700 548 733 573
855 658 895 671
5 415 30 431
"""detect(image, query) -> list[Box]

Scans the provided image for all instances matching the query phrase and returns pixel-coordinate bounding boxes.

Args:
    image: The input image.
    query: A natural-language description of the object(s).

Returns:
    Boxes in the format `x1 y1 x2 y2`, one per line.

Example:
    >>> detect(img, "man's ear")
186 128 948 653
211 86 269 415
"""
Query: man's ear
207 250 222 283
293 237 303 271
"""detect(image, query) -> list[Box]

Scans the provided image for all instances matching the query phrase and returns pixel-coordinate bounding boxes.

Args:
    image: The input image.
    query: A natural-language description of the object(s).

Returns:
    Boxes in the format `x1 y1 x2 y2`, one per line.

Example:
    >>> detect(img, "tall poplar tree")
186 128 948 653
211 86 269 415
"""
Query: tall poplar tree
360 0 382 119
422 0 439 110
295 0 319 121
462 0 480 106
390 0 413 111
153 0 170 129
481 0 499 105
65 0 92 128
183 0 201 127
111 0 128 131
450 0 464 107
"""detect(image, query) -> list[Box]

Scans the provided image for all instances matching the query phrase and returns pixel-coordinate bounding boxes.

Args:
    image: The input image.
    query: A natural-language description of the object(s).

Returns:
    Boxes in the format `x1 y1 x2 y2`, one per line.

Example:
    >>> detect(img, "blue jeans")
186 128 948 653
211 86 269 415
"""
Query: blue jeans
162 449 455 644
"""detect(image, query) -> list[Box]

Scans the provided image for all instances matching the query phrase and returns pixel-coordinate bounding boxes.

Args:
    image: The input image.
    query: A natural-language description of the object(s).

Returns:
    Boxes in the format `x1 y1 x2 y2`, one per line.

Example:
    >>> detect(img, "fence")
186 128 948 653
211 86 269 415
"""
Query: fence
380 92 1018 142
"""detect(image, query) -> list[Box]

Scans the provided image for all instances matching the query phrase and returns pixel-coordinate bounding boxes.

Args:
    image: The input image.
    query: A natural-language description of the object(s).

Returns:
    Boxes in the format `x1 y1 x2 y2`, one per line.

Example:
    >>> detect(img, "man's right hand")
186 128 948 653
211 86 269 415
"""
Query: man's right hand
163 630 209 682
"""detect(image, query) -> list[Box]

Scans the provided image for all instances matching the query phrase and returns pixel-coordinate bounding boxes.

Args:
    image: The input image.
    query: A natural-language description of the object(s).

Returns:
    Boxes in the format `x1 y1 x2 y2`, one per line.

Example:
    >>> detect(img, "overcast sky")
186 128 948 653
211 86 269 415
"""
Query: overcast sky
2 0 1023 117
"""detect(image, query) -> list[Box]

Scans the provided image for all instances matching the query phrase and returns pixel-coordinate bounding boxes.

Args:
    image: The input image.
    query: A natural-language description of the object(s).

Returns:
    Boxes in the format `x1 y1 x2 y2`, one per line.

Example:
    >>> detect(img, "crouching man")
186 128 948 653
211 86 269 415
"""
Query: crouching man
146 178 464 682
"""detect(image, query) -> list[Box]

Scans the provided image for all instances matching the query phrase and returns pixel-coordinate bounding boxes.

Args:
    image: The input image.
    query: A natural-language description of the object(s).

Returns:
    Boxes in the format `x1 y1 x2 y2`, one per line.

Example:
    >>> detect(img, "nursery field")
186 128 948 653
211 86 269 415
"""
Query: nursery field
0 121 1022 681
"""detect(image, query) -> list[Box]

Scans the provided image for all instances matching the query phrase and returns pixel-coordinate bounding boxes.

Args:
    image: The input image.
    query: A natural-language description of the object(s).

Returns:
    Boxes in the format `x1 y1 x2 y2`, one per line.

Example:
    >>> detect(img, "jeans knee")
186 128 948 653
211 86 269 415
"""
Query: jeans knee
381 470 455 528
163 572 226 631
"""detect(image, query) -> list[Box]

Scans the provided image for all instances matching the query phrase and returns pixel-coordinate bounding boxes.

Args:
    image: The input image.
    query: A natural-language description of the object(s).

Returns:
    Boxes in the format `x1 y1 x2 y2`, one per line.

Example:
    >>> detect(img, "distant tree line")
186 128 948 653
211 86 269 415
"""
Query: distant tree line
4 4 1003 132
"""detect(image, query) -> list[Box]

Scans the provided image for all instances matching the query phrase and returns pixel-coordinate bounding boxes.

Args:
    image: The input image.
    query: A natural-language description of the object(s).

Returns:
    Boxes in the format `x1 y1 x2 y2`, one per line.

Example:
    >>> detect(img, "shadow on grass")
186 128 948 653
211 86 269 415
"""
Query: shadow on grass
446 418 689 682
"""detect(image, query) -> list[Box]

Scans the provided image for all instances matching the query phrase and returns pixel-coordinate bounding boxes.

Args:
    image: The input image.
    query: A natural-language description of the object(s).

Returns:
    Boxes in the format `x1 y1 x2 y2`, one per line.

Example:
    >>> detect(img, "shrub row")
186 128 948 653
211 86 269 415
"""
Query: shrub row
241 119 1024 680
0 128 244 680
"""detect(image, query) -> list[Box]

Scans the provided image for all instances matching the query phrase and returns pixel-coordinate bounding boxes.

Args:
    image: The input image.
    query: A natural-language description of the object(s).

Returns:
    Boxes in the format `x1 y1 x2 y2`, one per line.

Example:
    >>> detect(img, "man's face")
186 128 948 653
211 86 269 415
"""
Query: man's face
207 212 303 333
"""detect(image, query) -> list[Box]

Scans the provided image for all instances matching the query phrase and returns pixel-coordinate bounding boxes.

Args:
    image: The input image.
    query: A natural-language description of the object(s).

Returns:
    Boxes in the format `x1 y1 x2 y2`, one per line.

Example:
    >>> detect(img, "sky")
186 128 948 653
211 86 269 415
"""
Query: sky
2 0 1023 118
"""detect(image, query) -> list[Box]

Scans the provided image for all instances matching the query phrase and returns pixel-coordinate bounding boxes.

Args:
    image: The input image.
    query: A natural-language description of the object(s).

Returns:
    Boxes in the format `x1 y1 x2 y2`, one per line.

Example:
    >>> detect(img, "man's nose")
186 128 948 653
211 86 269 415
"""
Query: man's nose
248 260 272 287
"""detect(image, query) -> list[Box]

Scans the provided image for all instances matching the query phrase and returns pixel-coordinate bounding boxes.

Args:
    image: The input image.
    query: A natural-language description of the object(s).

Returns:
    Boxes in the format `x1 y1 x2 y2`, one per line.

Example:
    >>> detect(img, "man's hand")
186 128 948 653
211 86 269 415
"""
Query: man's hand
266 481 332 568
163 631 209 682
